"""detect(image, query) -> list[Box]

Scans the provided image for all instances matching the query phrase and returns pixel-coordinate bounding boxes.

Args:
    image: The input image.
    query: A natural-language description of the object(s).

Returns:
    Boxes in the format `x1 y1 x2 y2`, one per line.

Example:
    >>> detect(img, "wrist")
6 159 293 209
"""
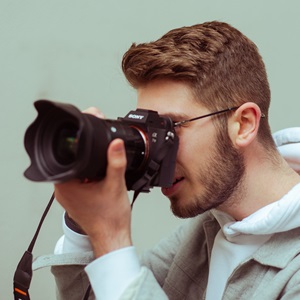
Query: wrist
90 232 132 258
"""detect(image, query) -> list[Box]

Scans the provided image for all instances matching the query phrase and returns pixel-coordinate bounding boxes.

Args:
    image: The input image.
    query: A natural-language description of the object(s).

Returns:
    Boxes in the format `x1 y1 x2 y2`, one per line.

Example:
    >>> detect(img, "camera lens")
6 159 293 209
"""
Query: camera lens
53 124 79 165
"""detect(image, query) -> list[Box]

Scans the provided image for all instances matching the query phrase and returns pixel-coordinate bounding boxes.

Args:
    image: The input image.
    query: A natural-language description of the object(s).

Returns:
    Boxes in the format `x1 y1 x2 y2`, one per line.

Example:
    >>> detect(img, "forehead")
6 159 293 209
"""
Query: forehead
136 80 207 118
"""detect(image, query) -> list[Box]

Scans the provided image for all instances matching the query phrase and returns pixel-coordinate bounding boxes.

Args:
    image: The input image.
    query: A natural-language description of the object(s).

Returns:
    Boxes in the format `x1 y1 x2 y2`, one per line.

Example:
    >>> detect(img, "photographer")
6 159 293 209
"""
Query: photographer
35 21 300 299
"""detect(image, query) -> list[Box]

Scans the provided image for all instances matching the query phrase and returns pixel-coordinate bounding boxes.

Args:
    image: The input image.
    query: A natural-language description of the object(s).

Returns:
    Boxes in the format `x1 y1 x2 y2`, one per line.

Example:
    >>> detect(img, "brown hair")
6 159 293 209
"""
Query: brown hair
122 21 275 149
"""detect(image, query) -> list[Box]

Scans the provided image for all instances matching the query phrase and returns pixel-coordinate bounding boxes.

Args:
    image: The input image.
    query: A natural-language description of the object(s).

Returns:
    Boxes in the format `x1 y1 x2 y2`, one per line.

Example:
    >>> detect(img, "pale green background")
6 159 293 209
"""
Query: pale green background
1 0 299 298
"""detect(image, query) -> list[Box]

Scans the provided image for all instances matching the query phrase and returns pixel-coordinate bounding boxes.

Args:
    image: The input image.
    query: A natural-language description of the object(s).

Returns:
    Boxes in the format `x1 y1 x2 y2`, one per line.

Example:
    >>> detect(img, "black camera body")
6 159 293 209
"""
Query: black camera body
24 100 179 192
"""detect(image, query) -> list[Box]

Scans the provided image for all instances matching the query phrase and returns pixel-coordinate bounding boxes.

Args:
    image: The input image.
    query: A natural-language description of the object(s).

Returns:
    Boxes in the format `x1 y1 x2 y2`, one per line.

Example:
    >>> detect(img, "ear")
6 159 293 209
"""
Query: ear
228 102 263 148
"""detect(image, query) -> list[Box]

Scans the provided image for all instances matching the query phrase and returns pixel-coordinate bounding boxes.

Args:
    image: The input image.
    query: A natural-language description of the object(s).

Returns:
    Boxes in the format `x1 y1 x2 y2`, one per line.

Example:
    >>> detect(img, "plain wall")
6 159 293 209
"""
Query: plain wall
1 0 300 298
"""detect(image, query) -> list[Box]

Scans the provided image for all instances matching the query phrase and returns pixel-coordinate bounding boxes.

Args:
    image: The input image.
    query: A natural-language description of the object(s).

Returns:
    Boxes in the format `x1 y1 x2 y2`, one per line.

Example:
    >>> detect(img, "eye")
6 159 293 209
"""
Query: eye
173 120 189 128
173 121 181 128
173 121 189 130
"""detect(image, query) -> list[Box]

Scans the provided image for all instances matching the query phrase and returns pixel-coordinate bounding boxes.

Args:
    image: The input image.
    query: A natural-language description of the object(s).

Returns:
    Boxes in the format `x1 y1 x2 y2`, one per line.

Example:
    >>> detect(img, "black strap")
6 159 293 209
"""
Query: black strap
83 284 92 300
13 193 55 300
13 251 32 300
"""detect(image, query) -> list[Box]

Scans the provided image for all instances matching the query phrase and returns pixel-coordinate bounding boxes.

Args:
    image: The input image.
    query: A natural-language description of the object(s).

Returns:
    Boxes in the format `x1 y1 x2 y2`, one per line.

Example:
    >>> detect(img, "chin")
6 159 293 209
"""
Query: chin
170 202 204 219
170 194 211 219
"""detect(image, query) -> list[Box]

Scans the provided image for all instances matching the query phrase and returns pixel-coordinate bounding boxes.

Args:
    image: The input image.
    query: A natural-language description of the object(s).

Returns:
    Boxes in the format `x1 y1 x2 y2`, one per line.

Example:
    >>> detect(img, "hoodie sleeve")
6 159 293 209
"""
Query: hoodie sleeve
273 127 300 173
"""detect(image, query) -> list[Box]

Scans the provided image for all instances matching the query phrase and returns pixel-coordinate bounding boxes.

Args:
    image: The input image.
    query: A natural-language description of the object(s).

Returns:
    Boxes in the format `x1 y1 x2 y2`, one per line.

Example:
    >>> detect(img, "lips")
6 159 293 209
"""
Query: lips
162 176 184 197
173 177 184 185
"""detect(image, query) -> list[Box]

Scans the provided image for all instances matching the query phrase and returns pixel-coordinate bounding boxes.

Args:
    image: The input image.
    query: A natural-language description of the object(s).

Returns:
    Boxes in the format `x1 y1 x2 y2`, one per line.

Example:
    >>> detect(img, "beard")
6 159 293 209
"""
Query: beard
171 129 246 218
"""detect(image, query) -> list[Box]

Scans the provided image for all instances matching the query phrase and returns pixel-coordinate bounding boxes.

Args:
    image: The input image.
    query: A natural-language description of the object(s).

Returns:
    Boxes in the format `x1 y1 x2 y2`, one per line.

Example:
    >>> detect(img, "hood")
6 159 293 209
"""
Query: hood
274 127 300 173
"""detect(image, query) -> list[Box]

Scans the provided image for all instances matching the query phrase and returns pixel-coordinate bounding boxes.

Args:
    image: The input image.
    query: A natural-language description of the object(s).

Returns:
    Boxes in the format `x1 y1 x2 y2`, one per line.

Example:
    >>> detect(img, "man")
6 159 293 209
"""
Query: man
34 21 300 299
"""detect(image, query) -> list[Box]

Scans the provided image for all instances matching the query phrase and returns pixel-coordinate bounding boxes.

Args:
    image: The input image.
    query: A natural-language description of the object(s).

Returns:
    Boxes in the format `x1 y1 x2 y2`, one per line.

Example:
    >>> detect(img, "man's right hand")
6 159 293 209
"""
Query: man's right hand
54 108 133 258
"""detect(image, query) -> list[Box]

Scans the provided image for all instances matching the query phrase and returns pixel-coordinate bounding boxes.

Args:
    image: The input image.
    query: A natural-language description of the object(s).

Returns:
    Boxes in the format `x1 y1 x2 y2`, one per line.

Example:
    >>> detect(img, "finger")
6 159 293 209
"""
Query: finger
106 139 127 183
83 107 105 119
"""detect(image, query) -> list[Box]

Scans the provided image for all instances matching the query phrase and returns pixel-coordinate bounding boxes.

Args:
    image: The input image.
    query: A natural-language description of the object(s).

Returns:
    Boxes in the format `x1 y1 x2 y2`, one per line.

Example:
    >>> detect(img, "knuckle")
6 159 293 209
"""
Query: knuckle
83 107 105 118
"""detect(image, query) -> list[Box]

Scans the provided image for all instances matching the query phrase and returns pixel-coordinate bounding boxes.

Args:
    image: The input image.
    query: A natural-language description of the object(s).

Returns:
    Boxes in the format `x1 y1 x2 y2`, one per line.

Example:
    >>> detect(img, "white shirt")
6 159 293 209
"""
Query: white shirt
206 181 300 299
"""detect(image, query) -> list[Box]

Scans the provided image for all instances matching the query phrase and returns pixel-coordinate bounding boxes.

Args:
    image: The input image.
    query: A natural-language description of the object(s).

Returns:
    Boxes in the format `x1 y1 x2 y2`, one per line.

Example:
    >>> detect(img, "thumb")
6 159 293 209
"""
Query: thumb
106 139 127 181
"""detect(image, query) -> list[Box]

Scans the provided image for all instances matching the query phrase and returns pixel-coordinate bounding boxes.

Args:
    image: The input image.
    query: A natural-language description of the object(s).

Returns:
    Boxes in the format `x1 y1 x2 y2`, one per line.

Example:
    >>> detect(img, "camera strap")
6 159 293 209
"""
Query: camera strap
13 193 55 300
12 189 142 300
131 131 176 204
131 159 160 207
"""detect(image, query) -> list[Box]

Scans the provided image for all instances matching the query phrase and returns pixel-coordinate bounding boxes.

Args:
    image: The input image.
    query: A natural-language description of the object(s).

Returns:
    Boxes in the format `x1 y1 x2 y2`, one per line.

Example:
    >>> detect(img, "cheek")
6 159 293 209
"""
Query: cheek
176 131 201 164
176 132 188 162
176 128 216 167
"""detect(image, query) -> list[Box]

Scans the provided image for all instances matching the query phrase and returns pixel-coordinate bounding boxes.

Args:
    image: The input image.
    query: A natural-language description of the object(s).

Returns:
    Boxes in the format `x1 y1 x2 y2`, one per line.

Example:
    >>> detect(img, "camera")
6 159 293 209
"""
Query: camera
24 100 179 192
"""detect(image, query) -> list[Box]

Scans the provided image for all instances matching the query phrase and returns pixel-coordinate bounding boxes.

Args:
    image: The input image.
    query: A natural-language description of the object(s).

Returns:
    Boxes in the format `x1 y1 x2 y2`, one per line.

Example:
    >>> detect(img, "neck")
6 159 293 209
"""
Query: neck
217 146 300 221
